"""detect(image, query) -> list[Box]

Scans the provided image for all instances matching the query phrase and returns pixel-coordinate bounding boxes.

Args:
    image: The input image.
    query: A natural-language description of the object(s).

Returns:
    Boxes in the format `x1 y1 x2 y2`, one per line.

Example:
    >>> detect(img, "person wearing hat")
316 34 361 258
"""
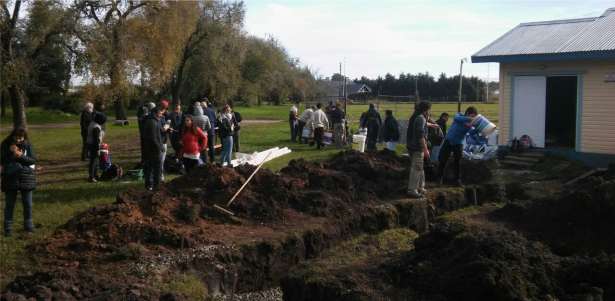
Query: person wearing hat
406 101 431 198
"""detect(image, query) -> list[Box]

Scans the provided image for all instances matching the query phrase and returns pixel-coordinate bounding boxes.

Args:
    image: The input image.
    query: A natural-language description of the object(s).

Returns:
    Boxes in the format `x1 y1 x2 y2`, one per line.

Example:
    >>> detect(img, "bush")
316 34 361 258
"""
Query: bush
41 94 83 114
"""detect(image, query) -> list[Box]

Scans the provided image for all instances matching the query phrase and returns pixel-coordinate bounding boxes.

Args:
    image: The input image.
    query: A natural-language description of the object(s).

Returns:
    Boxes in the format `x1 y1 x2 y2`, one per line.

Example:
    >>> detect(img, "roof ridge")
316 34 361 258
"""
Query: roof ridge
520 17 597 27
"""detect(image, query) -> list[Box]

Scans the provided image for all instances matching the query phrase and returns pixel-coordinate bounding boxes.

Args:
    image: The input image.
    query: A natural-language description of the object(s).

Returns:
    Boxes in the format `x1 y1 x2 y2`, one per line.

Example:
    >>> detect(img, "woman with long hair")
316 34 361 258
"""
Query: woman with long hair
436 106 478 187
179 114 207 173
1 128 37 237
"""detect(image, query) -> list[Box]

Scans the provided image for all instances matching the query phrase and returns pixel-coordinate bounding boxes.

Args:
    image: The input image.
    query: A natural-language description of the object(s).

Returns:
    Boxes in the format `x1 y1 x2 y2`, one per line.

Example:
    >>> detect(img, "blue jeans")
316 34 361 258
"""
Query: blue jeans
386 142 396 151
4 190 33 226
430 145 441 163
220 136 234 166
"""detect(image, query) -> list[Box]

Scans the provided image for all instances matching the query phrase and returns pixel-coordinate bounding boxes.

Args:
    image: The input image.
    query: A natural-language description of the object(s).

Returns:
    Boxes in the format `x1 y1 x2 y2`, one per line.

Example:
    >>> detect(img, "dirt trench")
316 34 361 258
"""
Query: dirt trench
2 150 497 300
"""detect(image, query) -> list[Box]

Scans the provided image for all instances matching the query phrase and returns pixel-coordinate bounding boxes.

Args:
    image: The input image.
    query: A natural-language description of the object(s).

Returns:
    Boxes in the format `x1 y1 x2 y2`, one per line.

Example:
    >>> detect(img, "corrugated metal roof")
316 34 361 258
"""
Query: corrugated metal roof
473 7 615 58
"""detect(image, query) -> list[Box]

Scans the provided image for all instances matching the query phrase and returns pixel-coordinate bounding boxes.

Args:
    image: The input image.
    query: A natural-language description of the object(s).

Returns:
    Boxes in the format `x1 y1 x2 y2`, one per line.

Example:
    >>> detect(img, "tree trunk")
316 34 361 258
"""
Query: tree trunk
9 85 27 129
1 91 6 117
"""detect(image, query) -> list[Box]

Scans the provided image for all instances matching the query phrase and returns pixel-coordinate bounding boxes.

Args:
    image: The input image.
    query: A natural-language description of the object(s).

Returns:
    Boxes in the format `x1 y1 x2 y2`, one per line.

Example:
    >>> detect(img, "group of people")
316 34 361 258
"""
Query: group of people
136 99 241 190
406 100 479 198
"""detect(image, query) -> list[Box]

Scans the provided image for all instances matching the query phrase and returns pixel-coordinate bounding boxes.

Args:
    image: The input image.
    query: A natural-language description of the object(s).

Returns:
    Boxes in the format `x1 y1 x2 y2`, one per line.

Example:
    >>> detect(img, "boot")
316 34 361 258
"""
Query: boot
24 220 35 233
4 221 14 237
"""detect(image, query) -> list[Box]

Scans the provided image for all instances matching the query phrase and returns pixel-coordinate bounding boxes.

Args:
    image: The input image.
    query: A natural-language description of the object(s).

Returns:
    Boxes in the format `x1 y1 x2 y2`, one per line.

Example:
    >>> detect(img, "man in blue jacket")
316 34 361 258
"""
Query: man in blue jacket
436 107 478 187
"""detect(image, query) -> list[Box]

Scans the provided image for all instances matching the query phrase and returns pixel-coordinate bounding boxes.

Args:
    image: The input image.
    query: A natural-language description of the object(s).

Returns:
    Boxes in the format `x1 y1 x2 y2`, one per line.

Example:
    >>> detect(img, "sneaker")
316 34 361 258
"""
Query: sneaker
89 178 98 183
407 191 425 199
419 189 428 195
455 180 465 188
146 187 153 191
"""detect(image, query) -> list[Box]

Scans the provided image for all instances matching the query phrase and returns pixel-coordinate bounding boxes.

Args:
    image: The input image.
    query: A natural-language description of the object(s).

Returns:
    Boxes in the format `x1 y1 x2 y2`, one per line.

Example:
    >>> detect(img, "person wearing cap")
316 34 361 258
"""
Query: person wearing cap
298 106 316 144
383 110 399 151
406 101 431 198
201 99 217 163
289 100 301 142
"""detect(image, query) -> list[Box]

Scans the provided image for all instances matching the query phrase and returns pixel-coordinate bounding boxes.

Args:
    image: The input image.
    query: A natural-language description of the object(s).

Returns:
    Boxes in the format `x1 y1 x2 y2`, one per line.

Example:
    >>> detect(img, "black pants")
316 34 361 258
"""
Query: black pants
314 127 324 149
437 139 463 180
81 134 89 161
87 144 99 180
297 120 308 144
366 136 378 150
290 119 299 142
183 157 199 173
233 129 240 152
144 152 163 189
171 132 182 155
208 134 215 163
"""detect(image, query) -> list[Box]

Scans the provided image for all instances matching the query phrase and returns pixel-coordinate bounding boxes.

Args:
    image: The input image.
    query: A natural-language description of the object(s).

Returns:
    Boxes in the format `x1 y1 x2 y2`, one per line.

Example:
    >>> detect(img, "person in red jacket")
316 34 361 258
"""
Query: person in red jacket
179 115 207 173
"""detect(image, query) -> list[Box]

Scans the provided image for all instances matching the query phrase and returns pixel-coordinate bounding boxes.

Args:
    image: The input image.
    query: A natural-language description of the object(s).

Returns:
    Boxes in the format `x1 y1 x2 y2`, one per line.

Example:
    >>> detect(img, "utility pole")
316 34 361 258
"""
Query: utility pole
339 63 342 99
344 57 347 112
486 63 490 103
458 57 467 113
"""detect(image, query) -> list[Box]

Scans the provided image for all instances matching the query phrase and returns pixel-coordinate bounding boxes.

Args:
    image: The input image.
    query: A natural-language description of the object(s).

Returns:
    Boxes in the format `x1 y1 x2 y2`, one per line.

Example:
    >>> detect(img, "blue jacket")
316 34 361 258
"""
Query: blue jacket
445 113 478 145
203 108 216 136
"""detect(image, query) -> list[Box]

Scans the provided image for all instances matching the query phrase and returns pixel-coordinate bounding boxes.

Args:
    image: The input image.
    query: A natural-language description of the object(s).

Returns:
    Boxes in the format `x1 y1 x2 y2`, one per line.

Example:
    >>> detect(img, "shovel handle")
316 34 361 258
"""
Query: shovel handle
226 151 274 206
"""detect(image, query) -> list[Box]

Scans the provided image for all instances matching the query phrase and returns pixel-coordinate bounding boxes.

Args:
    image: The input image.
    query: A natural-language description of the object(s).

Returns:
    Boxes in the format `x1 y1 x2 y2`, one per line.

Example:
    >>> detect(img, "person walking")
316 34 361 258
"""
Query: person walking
383 110 400 151
80 102 93 161
86 112 107 182
218 105 237 167
169 104 183 155
406 101 432 198
330 100 346 148
297 106 316 144
143 105 165 191
289 101 301 142
193 104 211 163
202 100 217 163
436 107 479 188
1 128 37 237
310 103 329 150
179 115 207 173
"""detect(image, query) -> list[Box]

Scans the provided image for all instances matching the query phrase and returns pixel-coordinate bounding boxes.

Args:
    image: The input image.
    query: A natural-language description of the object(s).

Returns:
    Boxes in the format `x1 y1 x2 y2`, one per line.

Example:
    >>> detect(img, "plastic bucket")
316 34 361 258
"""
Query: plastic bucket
302 128 311 138
352 135 366 152
323 131 333 145
471 114 497 138
129 169 143 181
358 128 368 136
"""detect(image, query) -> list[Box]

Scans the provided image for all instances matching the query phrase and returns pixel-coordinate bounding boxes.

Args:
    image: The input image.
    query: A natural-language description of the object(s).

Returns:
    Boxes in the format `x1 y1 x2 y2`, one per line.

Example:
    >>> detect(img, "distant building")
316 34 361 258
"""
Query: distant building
317 78 372 103
472 7 615 167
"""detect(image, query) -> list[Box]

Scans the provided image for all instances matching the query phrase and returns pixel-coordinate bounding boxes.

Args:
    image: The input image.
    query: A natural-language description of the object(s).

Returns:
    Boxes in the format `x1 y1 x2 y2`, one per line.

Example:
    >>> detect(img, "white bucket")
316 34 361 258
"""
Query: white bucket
358 128 368 136
352 135 366 152
323 131 333 145
471 114 497 138
302 128 311 138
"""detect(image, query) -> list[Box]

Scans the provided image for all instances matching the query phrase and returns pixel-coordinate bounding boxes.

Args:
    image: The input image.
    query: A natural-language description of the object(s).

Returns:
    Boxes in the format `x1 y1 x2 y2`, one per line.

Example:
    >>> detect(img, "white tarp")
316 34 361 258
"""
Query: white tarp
229 147 292 167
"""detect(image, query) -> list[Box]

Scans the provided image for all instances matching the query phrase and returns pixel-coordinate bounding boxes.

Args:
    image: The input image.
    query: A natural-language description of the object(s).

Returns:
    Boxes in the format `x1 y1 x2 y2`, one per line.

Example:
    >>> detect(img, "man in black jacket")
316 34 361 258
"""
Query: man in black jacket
143 105 164 190
80 102 93 161
383 110 399 151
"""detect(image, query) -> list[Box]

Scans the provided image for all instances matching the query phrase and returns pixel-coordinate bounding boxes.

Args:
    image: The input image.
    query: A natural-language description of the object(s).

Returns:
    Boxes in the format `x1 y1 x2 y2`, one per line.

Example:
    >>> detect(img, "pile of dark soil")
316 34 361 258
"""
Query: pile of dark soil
391 221 615 301
1 268 187 300
492 165 615 255
424 158 493 185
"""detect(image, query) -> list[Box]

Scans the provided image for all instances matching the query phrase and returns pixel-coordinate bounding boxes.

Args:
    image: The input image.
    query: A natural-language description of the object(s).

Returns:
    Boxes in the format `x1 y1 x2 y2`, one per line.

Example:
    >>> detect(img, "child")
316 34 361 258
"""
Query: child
99 143 112 172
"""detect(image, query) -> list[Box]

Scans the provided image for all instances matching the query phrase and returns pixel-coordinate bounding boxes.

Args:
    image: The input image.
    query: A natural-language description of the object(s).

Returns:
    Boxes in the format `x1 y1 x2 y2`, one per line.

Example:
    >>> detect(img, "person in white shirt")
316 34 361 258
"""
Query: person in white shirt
310 103 329 150
297 106 316 144
289 100 301 142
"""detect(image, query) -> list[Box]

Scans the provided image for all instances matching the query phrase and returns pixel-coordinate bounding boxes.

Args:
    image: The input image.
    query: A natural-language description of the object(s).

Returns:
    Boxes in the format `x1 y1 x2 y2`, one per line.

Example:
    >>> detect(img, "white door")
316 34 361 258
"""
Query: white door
513 76 546 148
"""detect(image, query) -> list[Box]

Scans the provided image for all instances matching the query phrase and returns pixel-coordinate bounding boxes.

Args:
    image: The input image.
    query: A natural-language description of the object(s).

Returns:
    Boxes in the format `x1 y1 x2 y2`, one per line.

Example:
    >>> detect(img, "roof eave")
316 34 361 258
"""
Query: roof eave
472 50 615 63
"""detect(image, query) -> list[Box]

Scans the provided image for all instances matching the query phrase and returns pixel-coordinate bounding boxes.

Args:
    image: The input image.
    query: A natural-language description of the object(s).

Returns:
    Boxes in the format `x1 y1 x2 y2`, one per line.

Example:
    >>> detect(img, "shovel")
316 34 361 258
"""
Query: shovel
214 151 274 216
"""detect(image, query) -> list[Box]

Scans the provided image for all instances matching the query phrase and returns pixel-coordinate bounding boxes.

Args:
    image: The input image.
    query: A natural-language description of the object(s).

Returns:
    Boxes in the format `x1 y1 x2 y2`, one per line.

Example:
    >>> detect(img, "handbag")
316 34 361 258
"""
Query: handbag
2 160 22 176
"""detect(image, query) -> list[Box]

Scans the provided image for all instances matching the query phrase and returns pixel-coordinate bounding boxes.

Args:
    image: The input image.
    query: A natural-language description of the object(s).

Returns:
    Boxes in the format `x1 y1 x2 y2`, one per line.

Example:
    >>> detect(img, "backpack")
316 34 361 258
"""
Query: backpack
100 164 123 181
519 135 532 149
507 137 522 153
233 111 242 123
164 154 184 174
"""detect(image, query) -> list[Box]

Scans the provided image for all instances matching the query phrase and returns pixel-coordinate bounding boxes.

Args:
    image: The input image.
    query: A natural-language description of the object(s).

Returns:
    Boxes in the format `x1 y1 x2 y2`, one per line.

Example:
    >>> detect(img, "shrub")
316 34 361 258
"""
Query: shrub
41 93 83 114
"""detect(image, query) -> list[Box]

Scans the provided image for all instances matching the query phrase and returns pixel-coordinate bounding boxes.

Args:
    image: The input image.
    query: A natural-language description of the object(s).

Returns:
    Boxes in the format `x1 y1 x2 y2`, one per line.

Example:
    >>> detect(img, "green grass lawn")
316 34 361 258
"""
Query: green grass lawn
0 107 81 126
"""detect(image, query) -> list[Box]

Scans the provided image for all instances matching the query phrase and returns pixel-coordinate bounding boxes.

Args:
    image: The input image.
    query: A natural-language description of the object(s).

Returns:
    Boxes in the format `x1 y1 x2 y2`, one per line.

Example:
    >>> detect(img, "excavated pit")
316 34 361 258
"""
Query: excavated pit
281 165 615 301
3 150 495 300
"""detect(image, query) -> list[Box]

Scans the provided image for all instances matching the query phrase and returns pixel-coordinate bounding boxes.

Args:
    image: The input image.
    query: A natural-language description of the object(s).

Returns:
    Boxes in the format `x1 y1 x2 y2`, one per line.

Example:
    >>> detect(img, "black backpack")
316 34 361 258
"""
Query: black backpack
234 111 242 122
101 164 123 181
164 154 184 174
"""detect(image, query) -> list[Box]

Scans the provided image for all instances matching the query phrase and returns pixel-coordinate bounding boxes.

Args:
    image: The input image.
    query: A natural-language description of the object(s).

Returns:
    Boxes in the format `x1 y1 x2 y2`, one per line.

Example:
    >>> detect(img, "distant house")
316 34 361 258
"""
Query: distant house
317 78 372 104
472 7 615 167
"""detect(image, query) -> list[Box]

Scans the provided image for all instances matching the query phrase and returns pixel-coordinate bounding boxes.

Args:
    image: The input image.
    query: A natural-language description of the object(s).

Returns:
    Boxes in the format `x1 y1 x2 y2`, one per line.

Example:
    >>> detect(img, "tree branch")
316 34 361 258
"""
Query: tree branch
10 0 22 30
103 0 119 24
2 3 10 23
121 0 146 19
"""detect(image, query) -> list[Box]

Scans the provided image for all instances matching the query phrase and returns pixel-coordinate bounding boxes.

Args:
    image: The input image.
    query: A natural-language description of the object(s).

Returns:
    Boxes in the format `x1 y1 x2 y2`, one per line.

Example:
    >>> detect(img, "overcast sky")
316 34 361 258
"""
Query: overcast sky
244 0 613 83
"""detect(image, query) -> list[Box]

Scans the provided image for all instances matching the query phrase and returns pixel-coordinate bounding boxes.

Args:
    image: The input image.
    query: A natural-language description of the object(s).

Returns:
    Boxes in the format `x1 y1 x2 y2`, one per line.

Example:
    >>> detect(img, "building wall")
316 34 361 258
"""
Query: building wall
498 58 615 155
